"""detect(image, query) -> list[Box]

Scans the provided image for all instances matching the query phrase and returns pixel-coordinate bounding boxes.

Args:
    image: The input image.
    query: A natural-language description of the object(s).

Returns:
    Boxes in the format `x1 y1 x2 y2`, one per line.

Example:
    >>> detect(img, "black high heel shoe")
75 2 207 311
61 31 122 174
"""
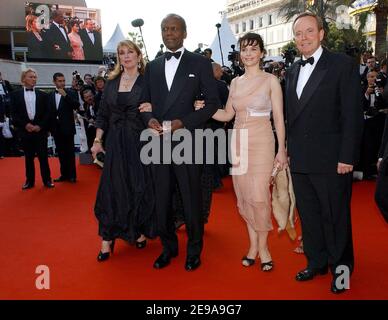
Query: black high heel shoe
241 256 255 267
261 261 274 272
135 239 147 249
97 240 115 262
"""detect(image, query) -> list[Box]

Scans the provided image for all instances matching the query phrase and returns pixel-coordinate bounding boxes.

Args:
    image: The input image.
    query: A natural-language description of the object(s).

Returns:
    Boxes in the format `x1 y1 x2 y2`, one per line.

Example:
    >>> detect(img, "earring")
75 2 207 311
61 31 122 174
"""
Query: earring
120 65 124 72
137 62 141 69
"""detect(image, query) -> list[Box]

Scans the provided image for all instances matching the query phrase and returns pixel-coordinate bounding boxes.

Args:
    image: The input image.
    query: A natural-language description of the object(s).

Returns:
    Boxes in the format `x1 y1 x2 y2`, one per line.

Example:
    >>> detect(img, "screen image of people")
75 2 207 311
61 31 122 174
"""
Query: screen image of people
25 2 103 63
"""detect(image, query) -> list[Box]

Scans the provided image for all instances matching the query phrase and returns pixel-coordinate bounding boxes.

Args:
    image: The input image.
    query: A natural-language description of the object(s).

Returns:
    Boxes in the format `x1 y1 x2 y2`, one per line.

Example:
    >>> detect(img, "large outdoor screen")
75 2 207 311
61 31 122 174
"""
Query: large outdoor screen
25 2 103 63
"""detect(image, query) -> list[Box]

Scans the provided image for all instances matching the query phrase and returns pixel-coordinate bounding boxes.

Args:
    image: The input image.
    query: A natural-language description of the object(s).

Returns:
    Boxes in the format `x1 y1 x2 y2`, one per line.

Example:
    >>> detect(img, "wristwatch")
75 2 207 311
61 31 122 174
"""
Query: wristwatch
94 137 102 144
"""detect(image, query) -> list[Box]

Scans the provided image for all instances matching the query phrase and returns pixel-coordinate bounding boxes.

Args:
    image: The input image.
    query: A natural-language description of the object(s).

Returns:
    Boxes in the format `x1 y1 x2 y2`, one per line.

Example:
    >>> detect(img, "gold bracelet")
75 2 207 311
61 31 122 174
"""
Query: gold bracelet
94 138 102 144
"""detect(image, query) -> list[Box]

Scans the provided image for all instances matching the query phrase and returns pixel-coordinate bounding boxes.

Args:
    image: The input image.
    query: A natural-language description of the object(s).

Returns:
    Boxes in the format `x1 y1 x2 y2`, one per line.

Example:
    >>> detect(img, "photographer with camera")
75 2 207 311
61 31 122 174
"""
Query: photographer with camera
358 68 387 180
228 45 244 78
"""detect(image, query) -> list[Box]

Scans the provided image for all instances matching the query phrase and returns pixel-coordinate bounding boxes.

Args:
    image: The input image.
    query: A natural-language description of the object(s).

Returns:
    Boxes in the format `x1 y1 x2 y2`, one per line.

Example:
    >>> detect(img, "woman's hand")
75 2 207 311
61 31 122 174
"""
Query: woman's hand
139 102 152 113
274 148 288 170
91 142 104 160
194 100 205 111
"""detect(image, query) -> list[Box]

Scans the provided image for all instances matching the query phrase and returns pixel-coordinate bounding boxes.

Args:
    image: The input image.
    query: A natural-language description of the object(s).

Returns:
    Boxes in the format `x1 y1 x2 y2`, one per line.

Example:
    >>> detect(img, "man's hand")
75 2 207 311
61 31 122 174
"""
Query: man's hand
337 162 353 174
377 158 383 171
148 118 162 135
25 123 34 132
32 125 41 133
171 119 184 132
57 88 67 97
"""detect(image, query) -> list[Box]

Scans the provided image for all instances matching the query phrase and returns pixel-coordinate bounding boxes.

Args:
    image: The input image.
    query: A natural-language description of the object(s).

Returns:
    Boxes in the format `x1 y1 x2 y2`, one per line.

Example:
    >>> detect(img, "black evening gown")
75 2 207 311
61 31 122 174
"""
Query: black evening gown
94 79 156 242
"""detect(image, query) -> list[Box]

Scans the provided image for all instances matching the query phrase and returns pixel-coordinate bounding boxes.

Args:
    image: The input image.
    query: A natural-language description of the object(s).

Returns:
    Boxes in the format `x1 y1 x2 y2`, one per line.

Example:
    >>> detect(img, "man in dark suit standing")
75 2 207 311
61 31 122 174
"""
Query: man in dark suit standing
375 83 388 222
49 73 80 183
79 19 103 62
10 68 54 189
285 12 364 293
45 10 73 60
141 14 218 271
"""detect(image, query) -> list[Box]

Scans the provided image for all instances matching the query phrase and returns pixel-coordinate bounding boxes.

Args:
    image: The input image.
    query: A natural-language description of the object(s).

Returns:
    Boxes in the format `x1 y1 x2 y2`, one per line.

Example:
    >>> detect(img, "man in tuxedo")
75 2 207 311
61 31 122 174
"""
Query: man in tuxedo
10 69 54 189
285 12 364 293
49 73 80 183
79 19 103 62
141 14 218 271
376 77 388 222
45 10 72 60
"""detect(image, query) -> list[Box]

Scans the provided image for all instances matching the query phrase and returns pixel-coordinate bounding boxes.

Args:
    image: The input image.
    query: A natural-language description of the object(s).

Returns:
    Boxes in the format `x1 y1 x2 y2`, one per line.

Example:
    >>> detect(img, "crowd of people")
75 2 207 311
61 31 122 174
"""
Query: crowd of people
1 11 388 296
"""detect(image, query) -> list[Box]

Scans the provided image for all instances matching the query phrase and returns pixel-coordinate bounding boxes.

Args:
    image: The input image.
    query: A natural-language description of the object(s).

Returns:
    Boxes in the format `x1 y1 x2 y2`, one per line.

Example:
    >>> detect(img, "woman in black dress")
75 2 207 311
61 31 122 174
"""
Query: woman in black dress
91 40 156 262
26 15 47 60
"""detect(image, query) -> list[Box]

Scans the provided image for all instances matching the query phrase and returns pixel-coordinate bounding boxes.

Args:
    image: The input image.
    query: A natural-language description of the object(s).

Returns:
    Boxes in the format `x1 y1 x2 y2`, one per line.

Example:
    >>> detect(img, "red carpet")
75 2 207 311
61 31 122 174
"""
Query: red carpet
0 157 387 300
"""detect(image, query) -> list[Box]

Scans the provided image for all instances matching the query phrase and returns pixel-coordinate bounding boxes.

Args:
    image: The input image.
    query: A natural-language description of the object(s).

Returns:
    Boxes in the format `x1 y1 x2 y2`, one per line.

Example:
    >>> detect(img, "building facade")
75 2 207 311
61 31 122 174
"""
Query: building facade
225 0 294 57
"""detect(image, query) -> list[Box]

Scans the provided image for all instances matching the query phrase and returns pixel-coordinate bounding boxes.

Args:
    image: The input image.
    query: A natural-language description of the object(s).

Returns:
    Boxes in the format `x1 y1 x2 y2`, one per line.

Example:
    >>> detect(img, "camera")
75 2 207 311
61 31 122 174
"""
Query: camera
227 45 244 78
282 47 297 67
72 70 84 87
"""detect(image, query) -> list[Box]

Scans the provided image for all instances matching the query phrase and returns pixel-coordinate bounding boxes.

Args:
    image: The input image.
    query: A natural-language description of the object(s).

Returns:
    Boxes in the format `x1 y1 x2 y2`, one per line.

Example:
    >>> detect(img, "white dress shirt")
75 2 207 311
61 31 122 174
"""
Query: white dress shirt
53 21 68 42
55 90 62 110
0 83 5 96
165 47 185 91
87 30 95 45
296 46 323 99
24 88 36 121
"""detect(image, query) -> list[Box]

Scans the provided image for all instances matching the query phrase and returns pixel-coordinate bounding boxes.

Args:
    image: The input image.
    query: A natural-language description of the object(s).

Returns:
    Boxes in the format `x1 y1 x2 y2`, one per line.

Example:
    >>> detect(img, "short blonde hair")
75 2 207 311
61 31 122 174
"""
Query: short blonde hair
109 40 145 80
21 68 37 83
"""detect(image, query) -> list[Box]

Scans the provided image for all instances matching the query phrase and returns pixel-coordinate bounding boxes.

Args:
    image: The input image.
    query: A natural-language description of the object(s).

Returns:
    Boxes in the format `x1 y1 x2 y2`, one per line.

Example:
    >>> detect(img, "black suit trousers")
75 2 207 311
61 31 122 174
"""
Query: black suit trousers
375 158 388 223
152 162 204 258
291 172 354 274
21 132 51 183
53 132 76 179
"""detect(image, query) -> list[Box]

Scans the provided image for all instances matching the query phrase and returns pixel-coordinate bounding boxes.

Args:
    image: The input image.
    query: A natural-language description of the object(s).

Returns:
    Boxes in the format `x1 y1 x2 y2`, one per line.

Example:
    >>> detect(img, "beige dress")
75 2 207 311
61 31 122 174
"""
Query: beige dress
68 32 85 60
229 76 275 232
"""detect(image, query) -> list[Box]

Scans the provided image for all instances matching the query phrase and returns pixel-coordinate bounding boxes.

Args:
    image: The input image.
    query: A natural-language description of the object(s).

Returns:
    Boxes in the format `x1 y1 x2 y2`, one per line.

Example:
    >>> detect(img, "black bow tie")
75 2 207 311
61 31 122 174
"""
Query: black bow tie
299 57 315 67
88 31 93 34
25 88 34 92
165 51 182 61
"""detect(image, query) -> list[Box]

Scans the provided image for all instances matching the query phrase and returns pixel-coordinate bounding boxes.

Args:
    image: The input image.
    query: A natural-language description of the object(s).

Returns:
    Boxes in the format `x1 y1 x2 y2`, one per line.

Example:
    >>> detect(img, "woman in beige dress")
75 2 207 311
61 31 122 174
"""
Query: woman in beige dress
196 33 287 271
68 20 85 60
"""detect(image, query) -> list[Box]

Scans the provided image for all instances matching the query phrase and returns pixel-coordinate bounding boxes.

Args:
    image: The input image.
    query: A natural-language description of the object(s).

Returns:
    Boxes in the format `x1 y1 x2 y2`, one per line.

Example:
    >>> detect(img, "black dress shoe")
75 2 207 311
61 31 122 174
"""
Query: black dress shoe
295 266 328 281
54 176 67 182
185 256 201 271
175 219 185 230
22 182 34 190
135 239 147 249
68 178 77 183
153 253 174 269
44 181 55 188
331 275 348 294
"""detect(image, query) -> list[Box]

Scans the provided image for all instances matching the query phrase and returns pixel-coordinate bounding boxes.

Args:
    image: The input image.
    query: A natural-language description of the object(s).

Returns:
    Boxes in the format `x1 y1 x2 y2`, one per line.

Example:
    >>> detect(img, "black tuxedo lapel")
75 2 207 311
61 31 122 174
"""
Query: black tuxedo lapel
162 50 190 116
156 56 168 94
289 49 329 125
34 91 44 120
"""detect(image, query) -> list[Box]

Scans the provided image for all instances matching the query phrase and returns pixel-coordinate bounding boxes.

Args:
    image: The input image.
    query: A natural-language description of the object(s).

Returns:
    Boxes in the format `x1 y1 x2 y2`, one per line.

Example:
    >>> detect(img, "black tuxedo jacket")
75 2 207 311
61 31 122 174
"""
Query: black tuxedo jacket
141 50 219 131
49 89 80 136
10 89 50 137
45 23 72 60
79 29 103 62
285 48 364 173
379 116 388 159
0 80 13 95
